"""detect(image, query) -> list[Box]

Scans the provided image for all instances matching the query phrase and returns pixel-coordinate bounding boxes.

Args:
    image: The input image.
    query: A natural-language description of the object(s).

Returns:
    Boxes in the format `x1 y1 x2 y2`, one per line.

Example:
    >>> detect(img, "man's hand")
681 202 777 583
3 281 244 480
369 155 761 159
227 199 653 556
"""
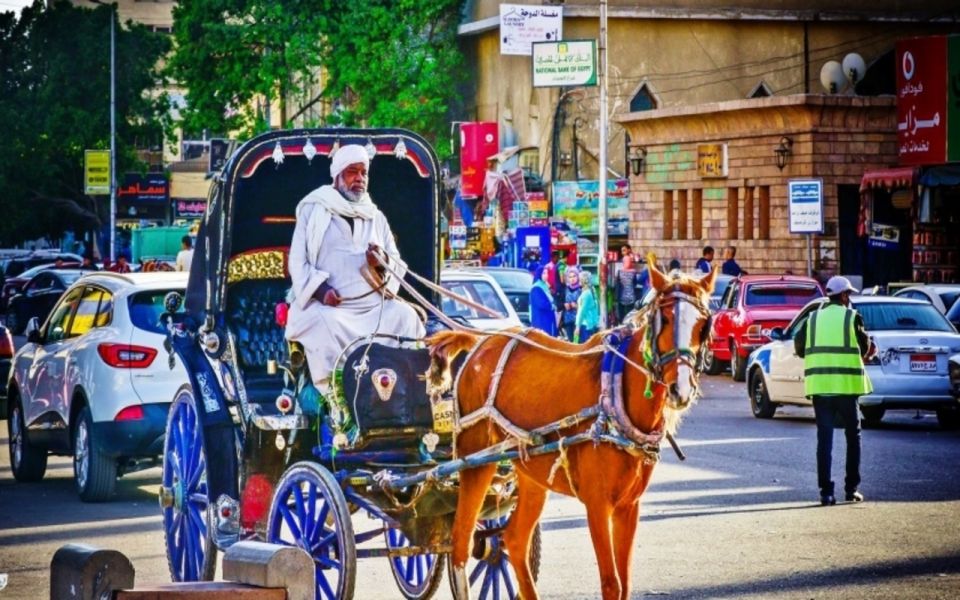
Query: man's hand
313 282 341 307
366 243 386 277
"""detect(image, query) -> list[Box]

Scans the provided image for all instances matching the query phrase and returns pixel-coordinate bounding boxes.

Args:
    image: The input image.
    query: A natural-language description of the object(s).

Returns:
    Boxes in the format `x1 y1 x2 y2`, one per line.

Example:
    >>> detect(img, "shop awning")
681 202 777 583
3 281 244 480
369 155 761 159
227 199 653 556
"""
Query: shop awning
859 167 917 194
919 165 960 187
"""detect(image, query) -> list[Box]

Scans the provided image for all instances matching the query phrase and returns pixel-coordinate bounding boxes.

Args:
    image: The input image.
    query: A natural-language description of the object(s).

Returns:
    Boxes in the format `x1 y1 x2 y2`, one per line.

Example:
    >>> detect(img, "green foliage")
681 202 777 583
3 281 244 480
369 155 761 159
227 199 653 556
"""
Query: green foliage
0 0 170 244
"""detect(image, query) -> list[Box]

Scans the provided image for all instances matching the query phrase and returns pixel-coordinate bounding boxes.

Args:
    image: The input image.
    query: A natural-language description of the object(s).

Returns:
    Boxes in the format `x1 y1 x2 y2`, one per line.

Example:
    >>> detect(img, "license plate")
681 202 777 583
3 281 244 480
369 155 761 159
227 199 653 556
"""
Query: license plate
910 353 937 372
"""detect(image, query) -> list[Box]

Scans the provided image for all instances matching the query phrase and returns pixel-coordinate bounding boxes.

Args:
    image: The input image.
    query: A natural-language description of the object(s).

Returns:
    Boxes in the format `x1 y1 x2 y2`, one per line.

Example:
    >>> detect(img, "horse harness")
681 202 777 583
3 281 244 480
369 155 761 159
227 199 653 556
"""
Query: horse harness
642 285 714 394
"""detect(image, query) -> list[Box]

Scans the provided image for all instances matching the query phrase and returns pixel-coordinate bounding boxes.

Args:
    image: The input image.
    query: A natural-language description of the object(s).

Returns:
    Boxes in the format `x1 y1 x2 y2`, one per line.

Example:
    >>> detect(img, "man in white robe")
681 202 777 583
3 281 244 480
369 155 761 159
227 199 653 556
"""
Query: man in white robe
285 144 425 390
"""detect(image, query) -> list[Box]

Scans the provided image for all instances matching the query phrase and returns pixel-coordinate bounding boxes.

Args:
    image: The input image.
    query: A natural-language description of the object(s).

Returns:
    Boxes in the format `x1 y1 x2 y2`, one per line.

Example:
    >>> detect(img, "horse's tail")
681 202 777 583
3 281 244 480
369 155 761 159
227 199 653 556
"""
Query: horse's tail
423 330 482 397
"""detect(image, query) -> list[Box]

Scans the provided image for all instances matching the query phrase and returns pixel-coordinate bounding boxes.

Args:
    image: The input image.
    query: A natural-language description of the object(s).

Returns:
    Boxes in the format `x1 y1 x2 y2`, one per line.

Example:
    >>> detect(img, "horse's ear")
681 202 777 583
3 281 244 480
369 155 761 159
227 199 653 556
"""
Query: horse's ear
700 266 719 294
646 252 669 291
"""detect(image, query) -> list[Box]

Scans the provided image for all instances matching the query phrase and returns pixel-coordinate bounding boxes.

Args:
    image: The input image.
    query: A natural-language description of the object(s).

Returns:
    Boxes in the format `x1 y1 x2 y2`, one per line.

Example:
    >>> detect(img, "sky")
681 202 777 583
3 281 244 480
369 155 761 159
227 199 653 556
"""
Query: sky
0 0 35 16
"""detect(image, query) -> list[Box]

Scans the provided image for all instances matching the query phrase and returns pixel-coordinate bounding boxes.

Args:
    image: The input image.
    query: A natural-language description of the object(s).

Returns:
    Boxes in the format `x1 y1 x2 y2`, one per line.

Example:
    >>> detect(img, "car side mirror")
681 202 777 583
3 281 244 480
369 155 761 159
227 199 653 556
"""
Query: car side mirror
25 317 41 344
768 327 785 341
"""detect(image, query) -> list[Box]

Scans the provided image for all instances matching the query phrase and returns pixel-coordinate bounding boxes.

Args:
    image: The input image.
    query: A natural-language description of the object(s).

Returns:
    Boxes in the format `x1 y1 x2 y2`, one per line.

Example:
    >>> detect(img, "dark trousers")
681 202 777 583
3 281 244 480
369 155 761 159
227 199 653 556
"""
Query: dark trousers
812 395 862 497
562 322 576 341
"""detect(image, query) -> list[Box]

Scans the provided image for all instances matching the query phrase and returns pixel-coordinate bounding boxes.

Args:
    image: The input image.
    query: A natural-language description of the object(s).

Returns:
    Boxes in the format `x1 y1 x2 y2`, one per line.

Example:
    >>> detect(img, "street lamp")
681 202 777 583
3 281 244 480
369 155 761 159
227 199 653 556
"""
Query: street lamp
89 0 117 262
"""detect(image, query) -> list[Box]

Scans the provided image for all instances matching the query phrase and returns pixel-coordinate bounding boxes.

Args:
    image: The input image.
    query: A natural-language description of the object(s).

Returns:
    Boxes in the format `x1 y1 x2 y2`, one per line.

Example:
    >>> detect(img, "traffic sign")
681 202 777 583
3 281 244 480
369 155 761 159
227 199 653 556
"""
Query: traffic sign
84 149 111 195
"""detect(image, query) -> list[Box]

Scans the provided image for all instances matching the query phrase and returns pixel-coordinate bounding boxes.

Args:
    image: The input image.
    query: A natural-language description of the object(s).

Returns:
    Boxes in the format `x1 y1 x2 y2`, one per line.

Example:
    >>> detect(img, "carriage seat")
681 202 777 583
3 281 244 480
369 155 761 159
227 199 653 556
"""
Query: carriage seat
227 279 290 374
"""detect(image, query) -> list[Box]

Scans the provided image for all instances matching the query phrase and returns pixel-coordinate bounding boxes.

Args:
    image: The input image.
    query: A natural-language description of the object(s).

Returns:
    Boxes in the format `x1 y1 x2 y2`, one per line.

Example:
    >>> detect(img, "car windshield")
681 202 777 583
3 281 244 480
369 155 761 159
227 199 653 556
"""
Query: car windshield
128 289 185 333
856 302 954 332
712 276 733 299
440 280 507 320
59 272 85 285
744 284 822 306
484 269 533 292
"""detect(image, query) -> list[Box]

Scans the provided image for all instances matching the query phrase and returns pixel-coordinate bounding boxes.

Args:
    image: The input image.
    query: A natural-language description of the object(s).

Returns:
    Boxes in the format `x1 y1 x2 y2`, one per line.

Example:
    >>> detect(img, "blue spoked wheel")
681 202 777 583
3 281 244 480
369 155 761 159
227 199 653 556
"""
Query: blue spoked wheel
448 512 541 600
385 527 445 600
161 386 216 581
267 462 356 600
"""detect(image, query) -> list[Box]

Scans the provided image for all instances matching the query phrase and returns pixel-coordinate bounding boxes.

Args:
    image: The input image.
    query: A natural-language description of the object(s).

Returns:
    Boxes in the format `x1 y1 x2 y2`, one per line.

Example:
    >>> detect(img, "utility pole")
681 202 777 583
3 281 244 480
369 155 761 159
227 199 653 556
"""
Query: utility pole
598 0 609 326
89 0 117 261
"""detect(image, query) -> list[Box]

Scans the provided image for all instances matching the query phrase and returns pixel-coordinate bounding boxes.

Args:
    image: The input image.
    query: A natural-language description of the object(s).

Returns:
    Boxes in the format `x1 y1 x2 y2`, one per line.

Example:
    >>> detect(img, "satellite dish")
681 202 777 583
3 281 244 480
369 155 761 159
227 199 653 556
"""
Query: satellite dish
842 53 866 85
820 61 845 94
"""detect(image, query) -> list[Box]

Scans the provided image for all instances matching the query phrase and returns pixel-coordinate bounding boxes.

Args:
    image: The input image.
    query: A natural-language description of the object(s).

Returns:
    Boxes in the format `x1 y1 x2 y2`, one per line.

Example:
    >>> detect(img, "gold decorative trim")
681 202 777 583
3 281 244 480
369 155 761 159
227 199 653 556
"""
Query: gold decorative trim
227 249 287 284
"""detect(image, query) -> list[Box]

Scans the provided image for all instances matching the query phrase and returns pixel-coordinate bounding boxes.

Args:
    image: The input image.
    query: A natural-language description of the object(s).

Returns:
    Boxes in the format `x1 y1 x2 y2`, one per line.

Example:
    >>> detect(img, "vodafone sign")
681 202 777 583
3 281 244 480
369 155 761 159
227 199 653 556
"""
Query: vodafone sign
896 37 951 165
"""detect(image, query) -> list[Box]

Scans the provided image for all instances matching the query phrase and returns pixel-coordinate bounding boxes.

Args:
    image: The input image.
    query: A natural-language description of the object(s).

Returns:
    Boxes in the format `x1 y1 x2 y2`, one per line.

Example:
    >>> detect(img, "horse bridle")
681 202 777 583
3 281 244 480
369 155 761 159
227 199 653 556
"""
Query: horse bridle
642 285 713 403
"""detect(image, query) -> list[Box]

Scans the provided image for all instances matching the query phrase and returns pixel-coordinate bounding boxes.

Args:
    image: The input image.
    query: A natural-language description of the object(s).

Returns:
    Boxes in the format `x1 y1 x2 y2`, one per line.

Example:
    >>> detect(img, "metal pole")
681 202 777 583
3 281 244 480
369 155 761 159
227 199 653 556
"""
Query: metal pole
598 0 609 326
109 5 116 262
806 233 813 277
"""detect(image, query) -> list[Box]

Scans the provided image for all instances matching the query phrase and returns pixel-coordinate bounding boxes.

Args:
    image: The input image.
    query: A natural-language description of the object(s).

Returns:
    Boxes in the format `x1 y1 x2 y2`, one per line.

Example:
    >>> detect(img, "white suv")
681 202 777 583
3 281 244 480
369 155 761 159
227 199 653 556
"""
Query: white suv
6 272 188 501
440 269 523 331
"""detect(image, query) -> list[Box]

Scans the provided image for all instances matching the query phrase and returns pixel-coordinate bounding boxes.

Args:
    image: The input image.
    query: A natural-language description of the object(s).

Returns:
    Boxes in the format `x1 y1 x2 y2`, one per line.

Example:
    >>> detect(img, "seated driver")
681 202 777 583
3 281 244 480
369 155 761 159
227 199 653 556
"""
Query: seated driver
285 144 425 394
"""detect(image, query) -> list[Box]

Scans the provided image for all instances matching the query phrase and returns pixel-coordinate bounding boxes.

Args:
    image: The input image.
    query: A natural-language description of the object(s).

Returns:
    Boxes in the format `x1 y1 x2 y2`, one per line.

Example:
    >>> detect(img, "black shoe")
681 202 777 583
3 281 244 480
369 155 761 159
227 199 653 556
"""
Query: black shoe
845 491 864 502
820 495 836 506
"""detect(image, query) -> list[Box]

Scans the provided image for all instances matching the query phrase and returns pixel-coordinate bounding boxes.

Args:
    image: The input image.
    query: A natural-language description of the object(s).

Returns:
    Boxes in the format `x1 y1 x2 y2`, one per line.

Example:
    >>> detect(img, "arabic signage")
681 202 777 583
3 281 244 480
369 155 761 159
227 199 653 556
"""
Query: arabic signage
896 36 948 165
697 143 728 178
532 40 596 87
552 179 630 236
787 179 824 234
173 199 206 219
209 139 230 173
500 3 563 56
119 173 169 203
949 36 960 163
84 150 111 195
868 222 900 250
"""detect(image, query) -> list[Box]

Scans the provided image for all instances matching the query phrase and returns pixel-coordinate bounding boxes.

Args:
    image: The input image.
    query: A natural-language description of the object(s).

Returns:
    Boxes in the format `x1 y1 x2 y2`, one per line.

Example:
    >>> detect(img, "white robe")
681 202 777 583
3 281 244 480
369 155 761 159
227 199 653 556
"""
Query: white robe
285 196 424 385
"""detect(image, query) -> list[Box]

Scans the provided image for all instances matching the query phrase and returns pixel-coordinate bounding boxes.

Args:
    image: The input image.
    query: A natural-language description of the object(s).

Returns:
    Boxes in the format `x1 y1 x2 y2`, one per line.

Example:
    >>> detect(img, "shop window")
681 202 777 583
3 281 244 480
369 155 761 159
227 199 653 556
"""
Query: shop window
630 83 658 113
663 190 673 240
692 189 703 239
758 186 770 240
677 189 688 239
727 188 738 240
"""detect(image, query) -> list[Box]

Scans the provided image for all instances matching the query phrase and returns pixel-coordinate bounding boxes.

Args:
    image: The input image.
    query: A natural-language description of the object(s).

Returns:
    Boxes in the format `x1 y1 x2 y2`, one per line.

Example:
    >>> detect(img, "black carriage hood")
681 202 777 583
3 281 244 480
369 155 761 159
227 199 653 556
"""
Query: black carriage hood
184 128 442 325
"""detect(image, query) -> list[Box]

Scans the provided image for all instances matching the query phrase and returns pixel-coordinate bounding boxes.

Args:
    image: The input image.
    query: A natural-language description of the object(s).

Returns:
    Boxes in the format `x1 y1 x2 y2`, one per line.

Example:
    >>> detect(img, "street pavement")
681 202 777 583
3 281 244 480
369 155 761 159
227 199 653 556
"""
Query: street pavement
1 375 959 599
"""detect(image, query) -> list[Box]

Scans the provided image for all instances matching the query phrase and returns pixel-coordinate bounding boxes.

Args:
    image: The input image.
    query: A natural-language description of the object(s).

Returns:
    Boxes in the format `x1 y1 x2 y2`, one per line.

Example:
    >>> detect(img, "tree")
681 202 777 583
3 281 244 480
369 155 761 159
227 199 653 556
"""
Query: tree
0 0 170 245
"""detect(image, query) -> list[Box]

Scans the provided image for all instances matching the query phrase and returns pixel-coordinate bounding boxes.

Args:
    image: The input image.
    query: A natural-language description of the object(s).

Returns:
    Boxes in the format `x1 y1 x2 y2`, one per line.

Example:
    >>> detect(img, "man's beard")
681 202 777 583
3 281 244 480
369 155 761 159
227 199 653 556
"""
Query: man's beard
335 178 365 202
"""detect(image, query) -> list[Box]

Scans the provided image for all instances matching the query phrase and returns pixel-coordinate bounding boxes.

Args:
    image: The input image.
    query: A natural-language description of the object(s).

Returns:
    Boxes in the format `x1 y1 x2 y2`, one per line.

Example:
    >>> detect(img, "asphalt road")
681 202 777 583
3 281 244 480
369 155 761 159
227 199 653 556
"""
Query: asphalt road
1 375 959 599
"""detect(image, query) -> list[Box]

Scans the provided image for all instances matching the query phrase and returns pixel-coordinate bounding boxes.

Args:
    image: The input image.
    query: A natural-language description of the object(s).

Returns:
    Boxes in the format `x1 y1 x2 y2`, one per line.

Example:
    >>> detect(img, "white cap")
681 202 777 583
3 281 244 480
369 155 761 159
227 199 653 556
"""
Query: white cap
329 144 370 180
825 275 858 296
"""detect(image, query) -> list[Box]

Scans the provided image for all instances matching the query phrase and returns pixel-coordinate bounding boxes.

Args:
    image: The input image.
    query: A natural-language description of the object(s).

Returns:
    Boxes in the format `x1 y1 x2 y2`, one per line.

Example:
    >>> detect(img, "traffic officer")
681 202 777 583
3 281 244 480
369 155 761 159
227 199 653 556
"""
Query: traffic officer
794 276 875 506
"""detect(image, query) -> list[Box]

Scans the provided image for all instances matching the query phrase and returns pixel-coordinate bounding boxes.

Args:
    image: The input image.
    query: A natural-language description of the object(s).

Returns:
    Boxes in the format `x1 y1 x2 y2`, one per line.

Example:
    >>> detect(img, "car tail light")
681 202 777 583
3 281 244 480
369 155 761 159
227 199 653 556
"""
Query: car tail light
114 405 145 421
0 328 14 359
97 343 158 368
745 324 765 339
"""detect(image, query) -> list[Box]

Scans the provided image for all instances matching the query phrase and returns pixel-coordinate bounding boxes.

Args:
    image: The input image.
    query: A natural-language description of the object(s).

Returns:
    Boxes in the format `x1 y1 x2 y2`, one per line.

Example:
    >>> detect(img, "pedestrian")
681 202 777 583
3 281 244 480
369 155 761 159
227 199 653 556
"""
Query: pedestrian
575 270 599 343
561 266 581 341
176 235 194 272
81 254 98 270
668 258 682 272
695 245 714 273
529 264 557 336
109 255 131 273
721 246 747 276
793 276 875 506
616 245 638 323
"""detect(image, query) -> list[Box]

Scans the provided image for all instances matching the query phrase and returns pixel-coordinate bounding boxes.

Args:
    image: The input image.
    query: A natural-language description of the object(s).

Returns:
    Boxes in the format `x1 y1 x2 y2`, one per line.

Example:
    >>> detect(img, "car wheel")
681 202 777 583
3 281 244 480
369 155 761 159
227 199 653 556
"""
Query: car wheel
730 342 746 382
749 371 777 419
8 395 47 481
702 347 725 375
935 406 960 430
860 406 885 428
74 406 117 502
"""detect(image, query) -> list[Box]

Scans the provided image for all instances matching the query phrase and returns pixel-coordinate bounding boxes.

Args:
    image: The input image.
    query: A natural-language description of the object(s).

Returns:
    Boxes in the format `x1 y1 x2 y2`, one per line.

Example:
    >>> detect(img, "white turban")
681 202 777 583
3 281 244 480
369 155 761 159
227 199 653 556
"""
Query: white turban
330 144 370 180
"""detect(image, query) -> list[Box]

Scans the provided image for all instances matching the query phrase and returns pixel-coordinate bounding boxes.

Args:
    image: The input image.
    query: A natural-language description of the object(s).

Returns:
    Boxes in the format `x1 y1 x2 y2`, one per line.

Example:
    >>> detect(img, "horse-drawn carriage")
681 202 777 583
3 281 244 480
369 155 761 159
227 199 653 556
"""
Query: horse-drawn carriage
158 127 715 600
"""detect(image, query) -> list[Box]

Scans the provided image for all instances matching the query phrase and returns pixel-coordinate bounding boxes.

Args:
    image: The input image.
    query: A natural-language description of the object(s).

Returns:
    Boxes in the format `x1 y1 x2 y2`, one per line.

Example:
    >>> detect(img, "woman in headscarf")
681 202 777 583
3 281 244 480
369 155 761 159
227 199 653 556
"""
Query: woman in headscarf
529 264 557 335
575 270 600 342
561 266 581 341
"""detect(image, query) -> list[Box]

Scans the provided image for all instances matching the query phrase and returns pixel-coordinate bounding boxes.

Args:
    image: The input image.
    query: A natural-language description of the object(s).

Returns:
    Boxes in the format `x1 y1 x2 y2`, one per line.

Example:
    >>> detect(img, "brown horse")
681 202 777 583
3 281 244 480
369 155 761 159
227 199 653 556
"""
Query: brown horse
426 262 717 600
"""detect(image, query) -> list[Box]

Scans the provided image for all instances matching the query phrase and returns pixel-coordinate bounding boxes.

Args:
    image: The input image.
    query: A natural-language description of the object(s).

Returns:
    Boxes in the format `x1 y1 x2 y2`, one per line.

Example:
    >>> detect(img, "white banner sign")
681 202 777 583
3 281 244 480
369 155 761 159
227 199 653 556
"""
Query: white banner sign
788 179 824 234
532 40 597 87
500 3 563 56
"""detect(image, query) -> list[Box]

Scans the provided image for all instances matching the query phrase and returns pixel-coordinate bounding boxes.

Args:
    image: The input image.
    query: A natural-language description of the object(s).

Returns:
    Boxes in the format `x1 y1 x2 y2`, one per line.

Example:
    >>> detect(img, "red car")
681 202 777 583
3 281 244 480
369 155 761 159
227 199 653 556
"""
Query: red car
706 275 824 381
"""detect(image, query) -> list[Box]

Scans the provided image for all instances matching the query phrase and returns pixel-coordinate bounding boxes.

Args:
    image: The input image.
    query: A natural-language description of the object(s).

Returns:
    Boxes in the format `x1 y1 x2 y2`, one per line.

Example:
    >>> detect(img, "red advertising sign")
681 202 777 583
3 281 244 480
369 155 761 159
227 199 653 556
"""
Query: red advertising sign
459 122 498 198
897 36 948 165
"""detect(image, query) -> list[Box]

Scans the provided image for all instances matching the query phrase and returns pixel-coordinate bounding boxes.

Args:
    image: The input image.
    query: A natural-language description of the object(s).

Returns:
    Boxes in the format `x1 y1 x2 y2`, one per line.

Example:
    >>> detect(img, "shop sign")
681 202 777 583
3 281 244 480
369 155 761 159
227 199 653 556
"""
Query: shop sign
787 179 824 234
449 224 467 249
552 179 630 236
209 138 230 173
119 173 169 202
84 150 111 195
532 40 597 88
500 3 563 56
948 36 960 163
696 143 727 178
896 36 948 165
867 222 900 250
174 199 206 219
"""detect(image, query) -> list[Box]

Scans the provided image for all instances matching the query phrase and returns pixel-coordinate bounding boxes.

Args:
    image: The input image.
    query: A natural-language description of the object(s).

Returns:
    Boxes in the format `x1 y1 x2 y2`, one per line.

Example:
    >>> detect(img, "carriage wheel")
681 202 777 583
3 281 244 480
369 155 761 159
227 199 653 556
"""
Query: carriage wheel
161 386 217 581
385 527 445 600
267 462 356 600
448 513 542 600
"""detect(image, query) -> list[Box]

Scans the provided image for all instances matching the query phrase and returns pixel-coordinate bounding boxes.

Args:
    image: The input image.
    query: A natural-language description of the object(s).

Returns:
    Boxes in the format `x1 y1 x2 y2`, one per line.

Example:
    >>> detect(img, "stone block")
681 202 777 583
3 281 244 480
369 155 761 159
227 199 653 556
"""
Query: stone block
50 543 135 600
222 541 314 600
116 583 286 600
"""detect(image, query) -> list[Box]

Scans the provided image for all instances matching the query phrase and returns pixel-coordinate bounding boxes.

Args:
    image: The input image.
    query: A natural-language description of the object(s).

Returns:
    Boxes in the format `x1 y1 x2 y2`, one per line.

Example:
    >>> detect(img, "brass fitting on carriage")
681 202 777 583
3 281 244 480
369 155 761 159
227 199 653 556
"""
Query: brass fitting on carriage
265 341 306 382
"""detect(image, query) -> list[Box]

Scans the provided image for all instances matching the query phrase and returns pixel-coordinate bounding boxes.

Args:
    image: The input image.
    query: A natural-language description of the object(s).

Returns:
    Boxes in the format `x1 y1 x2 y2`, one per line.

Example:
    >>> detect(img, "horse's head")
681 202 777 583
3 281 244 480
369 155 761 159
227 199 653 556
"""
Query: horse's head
640 258 716 410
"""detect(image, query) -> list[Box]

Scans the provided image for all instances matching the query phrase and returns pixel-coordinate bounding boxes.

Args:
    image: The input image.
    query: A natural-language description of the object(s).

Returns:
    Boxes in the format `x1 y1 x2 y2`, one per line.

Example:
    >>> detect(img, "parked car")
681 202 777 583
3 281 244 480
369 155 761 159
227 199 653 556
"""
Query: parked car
0 324 15 417
1 260 82 311
475 267 533 325
708 273 735 311
6 272 189 501
893 284 960 314
950 353 960 399
946 300 960 332
440 269 523 332
5 269 92 334
746 296 960 429
2 251 83 280
707 275 824 381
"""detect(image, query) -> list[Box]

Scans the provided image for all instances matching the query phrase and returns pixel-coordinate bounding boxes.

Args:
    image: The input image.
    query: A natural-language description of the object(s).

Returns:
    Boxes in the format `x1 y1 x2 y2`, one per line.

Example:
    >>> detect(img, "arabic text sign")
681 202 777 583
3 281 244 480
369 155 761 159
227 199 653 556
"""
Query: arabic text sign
119 173 169 203
896 36 947 165
867 222 900 250
84 150 111 195
500 3 563 56
948 36 960 163
552 179 630 236
788 179 823 234
532 40 596 87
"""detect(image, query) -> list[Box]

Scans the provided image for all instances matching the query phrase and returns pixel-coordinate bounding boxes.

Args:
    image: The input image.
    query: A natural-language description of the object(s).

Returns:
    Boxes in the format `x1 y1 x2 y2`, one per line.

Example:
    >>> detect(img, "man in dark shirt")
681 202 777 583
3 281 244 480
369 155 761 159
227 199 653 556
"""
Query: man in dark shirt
721 246 747 276
695 245 714 273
